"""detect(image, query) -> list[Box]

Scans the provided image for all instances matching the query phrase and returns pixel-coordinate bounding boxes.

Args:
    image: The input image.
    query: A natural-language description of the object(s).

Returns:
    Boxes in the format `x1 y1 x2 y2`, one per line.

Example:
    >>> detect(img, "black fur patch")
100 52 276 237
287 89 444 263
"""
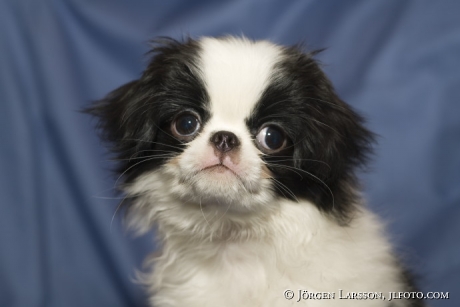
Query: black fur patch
247 46 374 222
87 38 209 183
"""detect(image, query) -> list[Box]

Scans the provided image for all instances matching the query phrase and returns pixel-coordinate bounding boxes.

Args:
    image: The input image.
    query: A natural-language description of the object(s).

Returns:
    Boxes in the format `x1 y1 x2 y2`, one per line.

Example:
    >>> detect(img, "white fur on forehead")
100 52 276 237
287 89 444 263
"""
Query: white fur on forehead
198 37 283 121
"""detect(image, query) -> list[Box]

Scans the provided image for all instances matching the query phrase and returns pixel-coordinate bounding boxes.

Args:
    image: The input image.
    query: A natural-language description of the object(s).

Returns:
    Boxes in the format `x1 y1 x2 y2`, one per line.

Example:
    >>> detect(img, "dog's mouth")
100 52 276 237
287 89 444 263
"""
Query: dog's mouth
201 163 246 182
200 163 243 182
196 160 257 190
202 163 234 174
173 158 267 212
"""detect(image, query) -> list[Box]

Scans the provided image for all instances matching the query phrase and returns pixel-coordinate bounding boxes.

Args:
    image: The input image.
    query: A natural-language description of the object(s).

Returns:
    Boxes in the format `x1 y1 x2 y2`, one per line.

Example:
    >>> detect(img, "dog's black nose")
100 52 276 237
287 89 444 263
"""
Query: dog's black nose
210 131 240 153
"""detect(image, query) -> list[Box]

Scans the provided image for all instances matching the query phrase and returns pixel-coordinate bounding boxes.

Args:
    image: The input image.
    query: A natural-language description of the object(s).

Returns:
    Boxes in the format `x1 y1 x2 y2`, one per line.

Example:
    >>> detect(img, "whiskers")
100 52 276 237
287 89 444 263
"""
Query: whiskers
97 143 182 231
122 139 185 151
269 176 299 202
110 193 130 232
262 158 335 209
198 197 233 238
112 146 179 187
91 188 150 232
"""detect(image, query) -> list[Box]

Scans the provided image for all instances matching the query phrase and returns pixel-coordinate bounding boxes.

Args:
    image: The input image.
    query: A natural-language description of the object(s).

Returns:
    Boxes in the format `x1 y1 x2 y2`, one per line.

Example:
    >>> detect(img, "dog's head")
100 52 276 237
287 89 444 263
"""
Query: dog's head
89 37 373 234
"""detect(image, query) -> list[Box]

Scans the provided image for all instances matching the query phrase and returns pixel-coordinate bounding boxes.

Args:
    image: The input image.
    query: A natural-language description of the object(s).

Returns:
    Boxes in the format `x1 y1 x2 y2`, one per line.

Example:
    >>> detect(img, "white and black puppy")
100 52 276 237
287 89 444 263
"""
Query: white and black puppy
89 37 424 307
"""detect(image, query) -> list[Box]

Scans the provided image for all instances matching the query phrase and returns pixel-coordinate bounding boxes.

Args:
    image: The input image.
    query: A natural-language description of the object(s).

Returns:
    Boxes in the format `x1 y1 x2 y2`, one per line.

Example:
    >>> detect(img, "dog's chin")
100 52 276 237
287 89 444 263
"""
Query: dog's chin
176 166 272 214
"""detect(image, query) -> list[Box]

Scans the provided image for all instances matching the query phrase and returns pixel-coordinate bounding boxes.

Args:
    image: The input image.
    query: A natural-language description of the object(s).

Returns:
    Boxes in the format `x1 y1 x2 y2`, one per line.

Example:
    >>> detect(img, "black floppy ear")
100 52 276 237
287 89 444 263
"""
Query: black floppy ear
85 79 158 167
310 88 374 183
84 80 165 183
290 54 375 219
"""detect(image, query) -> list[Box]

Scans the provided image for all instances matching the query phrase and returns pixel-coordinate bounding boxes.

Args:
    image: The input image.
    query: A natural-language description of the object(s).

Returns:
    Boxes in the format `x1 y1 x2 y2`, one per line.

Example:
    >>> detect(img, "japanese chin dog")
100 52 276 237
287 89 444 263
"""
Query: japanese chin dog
88 36 424 307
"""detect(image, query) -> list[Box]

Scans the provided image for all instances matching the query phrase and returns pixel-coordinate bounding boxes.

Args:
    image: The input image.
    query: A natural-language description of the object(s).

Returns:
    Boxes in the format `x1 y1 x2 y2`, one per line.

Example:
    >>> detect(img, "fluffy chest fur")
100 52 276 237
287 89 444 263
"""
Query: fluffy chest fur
89 36 424 307
141 197 404 307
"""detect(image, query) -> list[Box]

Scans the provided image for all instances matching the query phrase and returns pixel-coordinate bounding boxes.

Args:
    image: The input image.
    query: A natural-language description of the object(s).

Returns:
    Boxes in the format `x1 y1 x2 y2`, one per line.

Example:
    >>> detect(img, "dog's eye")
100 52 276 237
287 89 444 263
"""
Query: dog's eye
172 111 201 140
256 125 287 153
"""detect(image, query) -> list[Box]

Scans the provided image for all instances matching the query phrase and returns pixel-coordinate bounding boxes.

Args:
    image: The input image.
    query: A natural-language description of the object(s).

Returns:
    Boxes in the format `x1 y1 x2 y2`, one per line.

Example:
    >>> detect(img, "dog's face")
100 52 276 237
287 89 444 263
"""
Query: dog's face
90 37 373 229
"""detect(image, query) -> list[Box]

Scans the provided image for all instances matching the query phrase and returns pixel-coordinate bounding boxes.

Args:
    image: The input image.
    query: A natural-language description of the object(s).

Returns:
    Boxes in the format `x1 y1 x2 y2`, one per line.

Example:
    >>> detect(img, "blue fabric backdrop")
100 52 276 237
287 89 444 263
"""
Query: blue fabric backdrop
1 1 459 306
